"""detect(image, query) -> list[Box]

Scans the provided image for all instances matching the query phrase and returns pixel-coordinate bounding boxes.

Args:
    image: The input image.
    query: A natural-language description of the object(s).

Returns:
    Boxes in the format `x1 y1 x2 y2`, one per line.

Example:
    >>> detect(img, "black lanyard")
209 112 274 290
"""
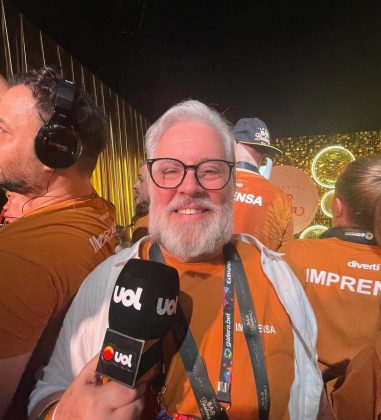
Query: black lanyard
149 243 270 420
216 257 234 405
223 243 270 419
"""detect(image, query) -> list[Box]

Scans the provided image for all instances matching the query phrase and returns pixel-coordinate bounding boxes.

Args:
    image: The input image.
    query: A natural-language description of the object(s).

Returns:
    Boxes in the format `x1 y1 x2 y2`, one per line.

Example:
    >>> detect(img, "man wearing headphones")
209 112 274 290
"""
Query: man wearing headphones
0 67 117 419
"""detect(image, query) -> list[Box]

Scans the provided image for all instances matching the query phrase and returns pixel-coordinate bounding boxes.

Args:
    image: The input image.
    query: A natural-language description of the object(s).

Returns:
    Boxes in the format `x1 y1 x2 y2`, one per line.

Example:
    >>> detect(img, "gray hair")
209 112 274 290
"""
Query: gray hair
145 100 235 161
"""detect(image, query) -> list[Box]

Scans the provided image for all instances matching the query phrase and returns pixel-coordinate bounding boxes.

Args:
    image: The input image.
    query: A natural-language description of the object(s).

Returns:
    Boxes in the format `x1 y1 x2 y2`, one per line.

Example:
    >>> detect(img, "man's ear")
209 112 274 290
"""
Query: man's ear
332 196 348 225
331 196 342 217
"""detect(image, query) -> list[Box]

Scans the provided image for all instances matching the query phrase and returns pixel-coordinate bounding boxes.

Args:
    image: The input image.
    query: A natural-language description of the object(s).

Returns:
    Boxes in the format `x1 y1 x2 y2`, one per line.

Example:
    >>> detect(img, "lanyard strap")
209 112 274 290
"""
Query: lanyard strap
216 259 234 403
149 243 270 420
171 307 229 420
149 244 228 420
224 243 270 420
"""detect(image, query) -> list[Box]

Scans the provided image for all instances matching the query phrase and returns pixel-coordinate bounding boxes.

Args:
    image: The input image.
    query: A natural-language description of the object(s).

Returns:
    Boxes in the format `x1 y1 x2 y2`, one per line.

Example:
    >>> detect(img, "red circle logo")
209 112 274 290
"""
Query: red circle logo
102 345 115 361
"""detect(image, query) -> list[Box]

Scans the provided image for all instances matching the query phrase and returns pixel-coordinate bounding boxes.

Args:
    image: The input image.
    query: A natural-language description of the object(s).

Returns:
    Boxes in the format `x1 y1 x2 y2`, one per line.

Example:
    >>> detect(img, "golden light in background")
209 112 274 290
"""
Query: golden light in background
311 145 355 188
273 131 381 234
320 190 335 218
299 225 328 239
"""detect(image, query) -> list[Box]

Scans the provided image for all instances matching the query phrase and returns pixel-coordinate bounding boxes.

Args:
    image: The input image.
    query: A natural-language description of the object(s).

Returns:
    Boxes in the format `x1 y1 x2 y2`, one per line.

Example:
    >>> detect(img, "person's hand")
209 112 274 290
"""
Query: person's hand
54 353 146 420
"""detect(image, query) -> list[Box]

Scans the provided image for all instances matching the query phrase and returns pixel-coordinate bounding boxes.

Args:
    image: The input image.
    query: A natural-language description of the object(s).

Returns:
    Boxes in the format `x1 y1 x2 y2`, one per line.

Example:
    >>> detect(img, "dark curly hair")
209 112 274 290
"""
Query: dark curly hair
10 66 108 174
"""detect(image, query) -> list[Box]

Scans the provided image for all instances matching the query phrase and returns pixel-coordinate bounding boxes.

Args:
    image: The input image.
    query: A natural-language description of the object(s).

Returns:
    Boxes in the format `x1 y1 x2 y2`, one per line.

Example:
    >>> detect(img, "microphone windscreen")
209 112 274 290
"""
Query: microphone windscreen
109 258 180 339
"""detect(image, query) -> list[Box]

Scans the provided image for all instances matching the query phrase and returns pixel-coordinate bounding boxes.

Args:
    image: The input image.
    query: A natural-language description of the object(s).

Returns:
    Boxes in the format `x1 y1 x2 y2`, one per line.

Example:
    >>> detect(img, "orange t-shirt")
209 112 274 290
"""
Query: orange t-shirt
233 169 293 251
141 240 294 419
280 237 381 381
0 195 116 418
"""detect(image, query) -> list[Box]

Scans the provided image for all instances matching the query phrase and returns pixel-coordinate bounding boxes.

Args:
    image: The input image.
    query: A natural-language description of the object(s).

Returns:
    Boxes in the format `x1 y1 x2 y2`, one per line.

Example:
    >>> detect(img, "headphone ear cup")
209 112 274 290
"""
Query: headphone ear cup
35 123 83 169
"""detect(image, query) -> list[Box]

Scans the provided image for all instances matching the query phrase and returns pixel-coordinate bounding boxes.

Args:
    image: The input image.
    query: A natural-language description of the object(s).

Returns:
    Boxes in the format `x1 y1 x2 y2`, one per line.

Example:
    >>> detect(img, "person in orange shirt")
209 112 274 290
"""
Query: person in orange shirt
133 161 150 214
329 195 381 420
117 163 150 249
29 100 322 420
233 117 293 250
131 162 150 243
280 154 381 418
0 66 117 419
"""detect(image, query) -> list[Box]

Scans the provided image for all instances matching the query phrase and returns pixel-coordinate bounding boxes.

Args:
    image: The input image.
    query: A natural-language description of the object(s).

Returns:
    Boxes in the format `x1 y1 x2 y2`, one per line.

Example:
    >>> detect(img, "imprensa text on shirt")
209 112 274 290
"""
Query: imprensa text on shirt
306 267 381 296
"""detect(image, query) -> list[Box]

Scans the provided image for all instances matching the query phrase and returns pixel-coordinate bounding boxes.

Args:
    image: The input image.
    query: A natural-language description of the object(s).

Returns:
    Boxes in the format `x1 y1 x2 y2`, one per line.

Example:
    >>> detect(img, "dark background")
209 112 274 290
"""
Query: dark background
12 0 381 137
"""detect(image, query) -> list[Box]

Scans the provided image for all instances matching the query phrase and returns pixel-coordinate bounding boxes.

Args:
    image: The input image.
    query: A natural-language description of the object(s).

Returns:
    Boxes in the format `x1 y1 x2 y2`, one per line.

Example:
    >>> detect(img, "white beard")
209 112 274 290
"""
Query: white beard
149 196 233 262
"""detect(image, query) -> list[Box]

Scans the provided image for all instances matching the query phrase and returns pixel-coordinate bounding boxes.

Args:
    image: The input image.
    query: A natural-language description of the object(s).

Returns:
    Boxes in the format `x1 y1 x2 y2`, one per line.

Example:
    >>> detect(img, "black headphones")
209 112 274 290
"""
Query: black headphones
35 79 83 169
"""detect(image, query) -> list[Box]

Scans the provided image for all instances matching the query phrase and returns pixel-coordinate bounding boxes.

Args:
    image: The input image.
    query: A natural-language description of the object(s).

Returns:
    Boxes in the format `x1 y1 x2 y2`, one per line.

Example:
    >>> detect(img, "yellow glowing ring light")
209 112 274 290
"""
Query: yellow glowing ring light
320 190 335 218
311 146 355 189
299 225 328 239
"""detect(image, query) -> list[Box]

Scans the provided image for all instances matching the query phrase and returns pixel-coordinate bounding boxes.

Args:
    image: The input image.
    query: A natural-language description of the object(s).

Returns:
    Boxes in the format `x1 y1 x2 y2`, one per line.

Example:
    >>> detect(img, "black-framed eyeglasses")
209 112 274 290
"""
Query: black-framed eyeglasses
147 158 235 190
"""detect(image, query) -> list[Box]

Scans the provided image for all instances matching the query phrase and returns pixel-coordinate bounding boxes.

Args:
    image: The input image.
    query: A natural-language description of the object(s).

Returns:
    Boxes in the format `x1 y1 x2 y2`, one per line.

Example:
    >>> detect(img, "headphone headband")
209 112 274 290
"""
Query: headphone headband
34 79 82 169
55 80 78 111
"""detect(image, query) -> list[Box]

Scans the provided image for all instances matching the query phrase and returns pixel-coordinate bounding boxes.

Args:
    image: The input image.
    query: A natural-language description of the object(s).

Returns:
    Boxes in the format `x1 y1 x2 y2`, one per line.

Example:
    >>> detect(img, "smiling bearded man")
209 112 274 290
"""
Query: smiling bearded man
29 100 323 420
147 123 234 261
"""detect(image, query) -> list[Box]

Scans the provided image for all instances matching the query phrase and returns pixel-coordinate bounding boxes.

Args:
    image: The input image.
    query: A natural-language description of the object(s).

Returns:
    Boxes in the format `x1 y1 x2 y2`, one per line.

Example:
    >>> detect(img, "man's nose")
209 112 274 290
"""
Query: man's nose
177 169 204 194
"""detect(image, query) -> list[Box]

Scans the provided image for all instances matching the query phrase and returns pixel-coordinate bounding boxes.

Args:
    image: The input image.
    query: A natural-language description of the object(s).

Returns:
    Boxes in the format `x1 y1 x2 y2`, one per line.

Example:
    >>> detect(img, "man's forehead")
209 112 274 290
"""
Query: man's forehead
155 120 226 160
2 84 34 102
158 120 218 137
0 84 38 122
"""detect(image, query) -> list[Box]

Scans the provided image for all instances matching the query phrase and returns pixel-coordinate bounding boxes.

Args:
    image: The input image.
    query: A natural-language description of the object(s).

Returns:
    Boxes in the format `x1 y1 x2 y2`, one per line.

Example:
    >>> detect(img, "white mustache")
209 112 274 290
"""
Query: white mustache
166 197 218 213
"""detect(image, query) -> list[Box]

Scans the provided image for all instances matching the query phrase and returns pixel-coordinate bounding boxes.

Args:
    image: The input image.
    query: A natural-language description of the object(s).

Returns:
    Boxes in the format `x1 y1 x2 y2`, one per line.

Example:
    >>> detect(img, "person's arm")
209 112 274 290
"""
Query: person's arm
28 390 63 420
0 352 32 417
29 355 146 420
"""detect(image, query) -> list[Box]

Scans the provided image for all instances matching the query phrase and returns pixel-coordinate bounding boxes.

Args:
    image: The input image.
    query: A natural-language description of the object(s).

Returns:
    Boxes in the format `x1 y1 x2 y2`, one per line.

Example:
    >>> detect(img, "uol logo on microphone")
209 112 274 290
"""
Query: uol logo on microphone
102 344 133 369
113 286 143 310
156 296 178 316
